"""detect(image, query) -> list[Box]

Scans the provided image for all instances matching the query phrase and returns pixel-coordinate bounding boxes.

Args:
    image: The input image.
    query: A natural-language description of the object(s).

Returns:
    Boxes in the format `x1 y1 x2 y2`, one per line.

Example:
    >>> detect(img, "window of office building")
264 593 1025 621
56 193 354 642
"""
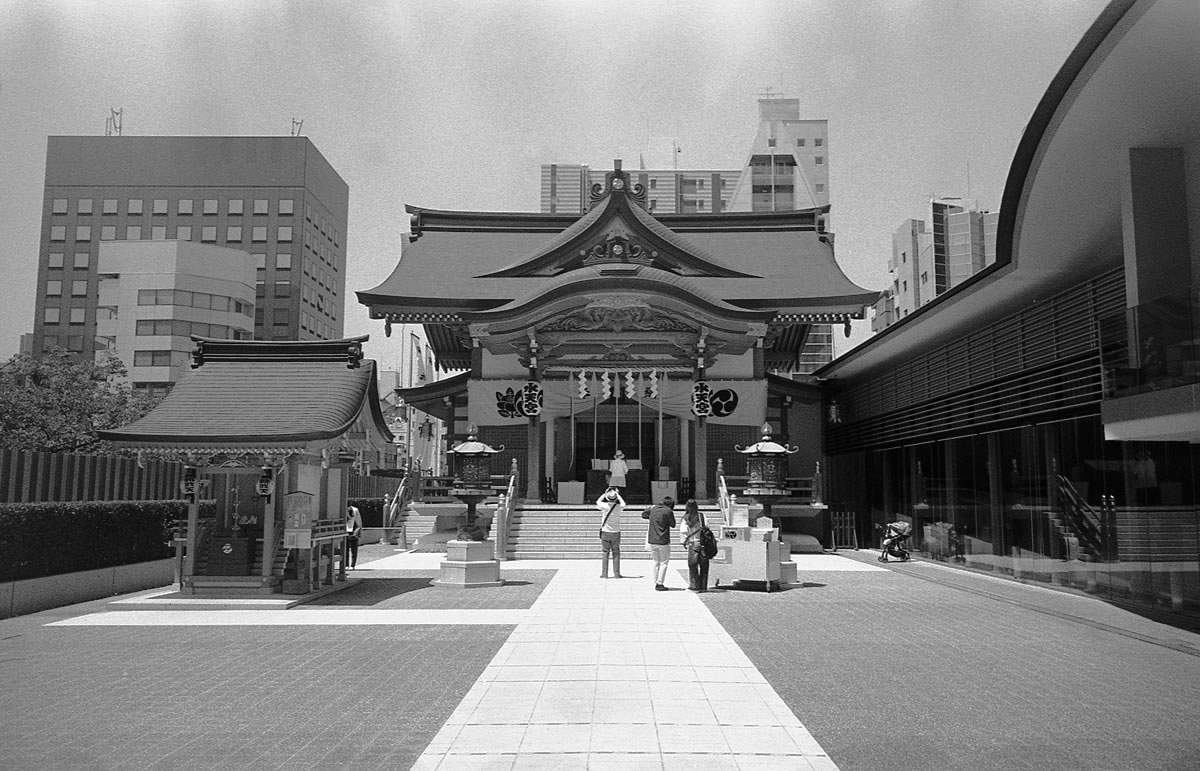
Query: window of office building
176 226 192 241
228 199 244 216
253 253 267 270
47 253 64 269
797 138 806 147
50 226 65 242
74 252 88 269
133 350 172 367
126 225 141 240
52 198 68 215
72 280 87 296
75 226 91 241
77 199 93 215
277 226 293 242
128 199 144 215
70 308 85 325
815 156 824 165
274 280 291 297
42 335 59 350
201 226 217 242
256 281 265 297
153 199 168 215
814 138 824 147
152 226 166 240
252 226 267 242
203 199 218 215
227 226 242 242
67 336 84 352
254 199 269 215
276 253 291 270
273 308 289 325
102 198 118 215
279 199 294 215
178 199 194 215
816 184 825 193
44 307 60 324
101 225 116 240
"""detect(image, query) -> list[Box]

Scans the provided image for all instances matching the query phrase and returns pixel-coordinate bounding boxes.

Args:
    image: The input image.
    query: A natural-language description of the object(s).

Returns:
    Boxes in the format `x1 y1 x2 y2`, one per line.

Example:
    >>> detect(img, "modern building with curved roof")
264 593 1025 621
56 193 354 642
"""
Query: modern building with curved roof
819 0 1200 612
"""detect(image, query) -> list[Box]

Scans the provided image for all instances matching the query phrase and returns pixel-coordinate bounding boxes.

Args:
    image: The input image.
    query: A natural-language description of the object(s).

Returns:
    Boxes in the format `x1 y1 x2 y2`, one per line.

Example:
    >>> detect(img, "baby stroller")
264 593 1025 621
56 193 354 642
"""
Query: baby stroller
877 520 912 562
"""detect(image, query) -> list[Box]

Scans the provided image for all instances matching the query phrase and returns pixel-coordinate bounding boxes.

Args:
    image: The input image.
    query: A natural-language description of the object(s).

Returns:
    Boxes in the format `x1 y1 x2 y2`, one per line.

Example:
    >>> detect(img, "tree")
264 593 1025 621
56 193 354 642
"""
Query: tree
0 349 158 453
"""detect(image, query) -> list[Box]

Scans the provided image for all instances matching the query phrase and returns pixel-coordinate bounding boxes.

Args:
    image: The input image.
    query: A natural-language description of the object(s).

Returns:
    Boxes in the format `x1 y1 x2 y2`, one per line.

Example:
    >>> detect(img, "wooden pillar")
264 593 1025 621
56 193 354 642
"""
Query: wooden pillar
525 416 541 501
261 474 276 579
183 466 203 580
695 417 708 502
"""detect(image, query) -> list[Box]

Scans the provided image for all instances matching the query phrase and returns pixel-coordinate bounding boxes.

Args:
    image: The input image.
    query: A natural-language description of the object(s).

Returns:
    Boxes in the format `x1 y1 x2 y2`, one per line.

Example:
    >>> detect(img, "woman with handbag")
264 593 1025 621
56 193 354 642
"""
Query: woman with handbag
681 499 710 592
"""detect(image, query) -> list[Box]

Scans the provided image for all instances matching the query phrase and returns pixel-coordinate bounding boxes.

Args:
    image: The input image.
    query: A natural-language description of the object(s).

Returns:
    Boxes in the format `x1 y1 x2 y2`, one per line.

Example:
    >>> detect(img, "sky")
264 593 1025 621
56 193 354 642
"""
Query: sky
0 0 1111 371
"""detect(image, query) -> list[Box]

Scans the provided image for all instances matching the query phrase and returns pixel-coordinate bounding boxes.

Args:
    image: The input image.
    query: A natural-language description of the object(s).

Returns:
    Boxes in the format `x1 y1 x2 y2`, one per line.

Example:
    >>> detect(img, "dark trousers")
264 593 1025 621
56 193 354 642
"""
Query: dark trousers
687 544 709 590
346 536 359 567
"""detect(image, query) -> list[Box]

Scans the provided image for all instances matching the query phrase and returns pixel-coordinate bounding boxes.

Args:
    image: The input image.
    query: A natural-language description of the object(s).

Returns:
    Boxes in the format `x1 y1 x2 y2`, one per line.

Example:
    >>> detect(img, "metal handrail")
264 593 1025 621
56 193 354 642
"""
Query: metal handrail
494 459 519 561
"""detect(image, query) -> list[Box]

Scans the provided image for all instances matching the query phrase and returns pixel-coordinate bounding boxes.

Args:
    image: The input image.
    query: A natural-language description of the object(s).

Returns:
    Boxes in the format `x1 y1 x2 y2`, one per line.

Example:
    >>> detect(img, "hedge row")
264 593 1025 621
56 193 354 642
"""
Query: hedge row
0 498 391 583
0 500 184 583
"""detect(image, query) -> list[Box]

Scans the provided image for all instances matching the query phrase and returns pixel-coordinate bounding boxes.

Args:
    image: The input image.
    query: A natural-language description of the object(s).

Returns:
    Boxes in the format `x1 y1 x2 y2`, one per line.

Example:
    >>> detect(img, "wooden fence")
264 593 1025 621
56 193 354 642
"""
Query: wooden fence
0 448 185 503
1 447 401 505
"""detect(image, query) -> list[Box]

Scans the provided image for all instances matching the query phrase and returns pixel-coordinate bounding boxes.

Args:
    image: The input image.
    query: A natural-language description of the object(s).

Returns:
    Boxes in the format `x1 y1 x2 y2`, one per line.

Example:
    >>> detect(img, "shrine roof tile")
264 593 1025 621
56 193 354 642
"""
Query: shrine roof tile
101 357 389 445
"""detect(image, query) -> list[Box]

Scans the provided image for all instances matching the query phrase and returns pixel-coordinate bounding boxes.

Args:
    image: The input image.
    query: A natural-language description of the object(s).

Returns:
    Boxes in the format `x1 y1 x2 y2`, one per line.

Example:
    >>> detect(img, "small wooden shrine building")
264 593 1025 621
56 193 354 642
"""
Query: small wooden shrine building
358 163 877 503
100 337 393 594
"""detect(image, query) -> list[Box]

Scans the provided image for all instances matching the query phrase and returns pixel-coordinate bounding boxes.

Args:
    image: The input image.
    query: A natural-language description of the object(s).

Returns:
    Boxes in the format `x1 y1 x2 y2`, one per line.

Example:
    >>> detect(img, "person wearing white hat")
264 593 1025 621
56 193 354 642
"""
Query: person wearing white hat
597 487 625 578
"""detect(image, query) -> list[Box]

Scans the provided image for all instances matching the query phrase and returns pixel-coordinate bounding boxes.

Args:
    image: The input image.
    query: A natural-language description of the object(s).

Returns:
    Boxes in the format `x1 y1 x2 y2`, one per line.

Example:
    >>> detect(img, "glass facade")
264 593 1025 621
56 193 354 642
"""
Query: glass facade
829 418 1200 611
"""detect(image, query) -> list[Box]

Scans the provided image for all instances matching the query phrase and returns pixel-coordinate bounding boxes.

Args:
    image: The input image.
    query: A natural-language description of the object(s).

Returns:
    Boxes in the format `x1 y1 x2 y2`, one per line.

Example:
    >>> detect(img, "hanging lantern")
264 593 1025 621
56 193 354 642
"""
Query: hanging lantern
691 381 713 417
521 381 543 416
256 467 275 498
180 466 198 503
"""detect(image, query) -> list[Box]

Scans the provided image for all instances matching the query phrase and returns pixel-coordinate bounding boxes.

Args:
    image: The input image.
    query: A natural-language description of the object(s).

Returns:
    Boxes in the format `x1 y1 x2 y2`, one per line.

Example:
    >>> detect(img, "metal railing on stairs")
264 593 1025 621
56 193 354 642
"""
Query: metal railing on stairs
494 459 519 561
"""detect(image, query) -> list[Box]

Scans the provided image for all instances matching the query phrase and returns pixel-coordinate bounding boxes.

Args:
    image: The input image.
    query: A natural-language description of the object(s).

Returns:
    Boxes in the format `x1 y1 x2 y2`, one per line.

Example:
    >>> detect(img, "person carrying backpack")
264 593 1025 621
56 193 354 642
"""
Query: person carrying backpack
681 499 713 592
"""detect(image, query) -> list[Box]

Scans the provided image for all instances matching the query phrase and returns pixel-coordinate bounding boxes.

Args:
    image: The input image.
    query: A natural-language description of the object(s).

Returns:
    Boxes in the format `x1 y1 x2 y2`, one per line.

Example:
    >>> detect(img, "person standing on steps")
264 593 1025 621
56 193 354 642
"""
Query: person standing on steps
681 499 710 592
641 496 676 591
597 487 625 579
607 449 629 490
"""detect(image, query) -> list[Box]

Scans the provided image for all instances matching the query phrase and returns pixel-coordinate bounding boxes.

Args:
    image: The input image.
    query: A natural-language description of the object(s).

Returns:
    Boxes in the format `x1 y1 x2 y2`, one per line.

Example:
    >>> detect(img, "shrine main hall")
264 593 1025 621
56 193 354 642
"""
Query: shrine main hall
358 163 877 504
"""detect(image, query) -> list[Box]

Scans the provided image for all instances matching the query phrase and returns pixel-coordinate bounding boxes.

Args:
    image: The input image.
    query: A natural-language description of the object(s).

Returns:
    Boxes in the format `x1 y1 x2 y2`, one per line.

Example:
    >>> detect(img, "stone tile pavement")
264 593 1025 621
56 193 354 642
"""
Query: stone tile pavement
1 543 1198 770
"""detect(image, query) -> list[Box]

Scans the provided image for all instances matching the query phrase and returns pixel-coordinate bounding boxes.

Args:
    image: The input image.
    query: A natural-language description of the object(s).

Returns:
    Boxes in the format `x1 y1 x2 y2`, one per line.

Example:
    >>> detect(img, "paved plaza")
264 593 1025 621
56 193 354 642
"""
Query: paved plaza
2 546 1199 770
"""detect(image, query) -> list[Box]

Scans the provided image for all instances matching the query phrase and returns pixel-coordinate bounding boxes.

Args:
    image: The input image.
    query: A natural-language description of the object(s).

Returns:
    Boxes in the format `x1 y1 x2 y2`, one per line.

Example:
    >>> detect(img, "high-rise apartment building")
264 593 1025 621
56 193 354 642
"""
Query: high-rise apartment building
539 98 835 373
873 200 999 331
32 136 348 362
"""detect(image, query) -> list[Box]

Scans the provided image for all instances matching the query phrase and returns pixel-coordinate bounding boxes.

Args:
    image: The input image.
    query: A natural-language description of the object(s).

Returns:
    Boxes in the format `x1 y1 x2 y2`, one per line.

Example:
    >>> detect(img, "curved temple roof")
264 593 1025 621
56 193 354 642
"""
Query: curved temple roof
100 337 394 446
358 168 877 321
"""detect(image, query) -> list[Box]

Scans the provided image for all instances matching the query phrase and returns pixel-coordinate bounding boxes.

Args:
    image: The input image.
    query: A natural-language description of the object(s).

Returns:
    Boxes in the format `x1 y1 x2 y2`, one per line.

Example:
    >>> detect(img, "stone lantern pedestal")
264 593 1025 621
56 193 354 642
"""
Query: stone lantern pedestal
434 539 503 587
436 426 505 588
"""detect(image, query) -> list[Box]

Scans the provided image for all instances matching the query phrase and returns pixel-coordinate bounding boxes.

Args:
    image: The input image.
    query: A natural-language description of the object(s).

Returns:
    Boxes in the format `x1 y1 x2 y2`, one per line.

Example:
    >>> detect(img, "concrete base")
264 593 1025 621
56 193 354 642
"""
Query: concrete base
434 540 504 588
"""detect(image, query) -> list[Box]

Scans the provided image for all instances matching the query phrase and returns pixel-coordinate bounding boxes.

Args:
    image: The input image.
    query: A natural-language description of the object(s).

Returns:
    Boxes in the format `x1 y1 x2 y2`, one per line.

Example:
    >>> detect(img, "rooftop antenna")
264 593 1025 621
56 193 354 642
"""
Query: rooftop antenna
104 107 123 136
291 117 304 137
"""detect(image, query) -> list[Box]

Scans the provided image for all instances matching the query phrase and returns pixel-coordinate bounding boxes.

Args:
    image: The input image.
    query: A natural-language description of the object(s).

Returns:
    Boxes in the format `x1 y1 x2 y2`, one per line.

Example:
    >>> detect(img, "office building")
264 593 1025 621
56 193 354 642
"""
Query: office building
94 240 256 397
873 203 999 330
32 136 348 361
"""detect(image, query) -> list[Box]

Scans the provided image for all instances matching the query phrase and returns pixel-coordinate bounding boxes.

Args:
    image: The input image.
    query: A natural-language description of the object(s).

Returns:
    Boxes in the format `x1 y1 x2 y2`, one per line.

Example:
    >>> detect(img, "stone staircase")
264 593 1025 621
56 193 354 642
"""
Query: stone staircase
504 502 724 560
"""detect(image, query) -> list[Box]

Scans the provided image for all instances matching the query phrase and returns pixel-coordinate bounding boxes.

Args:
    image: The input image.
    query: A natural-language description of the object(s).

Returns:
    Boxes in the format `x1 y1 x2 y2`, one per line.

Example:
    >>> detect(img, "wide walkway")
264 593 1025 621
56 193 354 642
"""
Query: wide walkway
409 555 834 769
3 545 1199 770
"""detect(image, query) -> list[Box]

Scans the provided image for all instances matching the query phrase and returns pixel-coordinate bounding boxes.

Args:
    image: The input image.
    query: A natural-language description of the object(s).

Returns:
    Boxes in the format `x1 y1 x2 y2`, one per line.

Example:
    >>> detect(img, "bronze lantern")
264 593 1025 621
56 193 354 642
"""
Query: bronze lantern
735 422 798 497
